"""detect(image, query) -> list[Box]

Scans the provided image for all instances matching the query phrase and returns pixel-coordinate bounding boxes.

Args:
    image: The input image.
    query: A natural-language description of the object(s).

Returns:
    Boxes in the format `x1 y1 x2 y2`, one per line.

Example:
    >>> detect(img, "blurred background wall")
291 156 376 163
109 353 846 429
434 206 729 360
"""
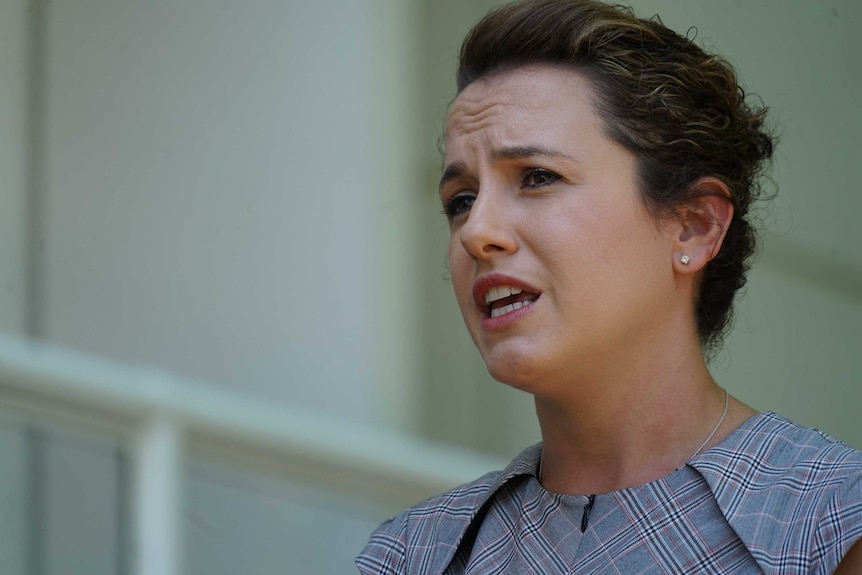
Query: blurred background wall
0 0 859 573
7 0 422 432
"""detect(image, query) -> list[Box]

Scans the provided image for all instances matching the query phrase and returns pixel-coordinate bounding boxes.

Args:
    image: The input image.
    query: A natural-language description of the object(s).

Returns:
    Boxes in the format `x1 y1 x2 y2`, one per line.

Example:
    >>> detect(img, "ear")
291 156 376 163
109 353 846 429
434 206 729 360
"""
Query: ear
672 177 734 274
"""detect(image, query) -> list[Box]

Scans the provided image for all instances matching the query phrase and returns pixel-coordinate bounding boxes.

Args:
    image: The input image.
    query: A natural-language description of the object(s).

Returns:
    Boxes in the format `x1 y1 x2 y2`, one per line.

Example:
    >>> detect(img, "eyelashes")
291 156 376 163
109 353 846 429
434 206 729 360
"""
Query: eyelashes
441 193 476 219
522 167 560 188
440 168 562 220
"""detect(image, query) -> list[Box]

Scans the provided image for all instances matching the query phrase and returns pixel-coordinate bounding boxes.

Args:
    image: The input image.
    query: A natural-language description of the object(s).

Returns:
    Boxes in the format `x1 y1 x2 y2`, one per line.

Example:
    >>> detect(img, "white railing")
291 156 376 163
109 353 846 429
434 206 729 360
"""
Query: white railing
0 333 507 575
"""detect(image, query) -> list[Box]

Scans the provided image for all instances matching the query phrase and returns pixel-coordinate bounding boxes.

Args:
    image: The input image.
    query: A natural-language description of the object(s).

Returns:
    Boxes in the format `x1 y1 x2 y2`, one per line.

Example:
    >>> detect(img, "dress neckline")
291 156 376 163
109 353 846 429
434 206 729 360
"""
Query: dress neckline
530 411 773 498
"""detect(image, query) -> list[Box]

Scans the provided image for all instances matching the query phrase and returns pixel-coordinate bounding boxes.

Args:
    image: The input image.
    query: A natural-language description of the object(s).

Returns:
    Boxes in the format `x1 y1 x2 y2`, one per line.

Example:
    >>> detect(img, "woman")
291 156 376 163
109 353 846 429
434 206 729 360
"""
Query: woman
357 1 862 573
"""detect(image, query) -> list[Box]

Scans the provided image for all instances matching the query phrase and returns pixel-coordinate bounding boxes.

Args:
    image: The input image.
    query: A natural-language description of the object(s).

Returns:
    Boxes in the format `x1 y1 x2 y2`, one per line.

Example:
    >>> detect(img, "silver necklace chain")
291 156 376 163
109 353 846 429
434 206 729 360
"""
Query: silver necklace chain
689 388 729 461
538 387 730 483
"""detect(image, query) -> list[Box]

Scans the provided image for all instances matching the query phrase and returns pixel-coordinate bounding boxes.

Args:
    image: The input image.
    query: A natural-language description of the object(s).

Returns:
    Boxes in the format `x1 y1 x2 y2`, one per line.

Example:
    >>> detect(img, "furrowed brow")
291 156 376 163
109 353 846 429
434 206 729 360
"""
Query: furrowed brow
491 145 573 161
439 146 576 192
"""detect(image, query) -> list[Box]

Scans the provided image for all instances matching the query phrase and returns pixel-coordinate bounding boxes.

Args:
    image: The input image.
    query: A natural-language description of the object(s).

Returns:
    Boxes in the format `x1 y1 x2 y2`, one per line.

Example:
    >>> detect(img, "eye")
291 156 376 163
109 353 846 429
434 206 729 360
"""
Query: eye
522 168 560 188
441 193 476 219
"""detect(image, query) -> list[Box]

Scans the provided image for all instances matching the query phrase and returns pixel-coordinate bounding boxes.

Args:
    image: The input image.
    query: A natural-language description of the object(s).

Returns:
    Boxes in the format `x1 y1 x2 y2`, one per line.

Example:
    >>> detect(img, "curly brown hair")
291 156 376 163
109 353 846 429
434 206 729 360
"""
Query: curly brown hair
456 0 776 354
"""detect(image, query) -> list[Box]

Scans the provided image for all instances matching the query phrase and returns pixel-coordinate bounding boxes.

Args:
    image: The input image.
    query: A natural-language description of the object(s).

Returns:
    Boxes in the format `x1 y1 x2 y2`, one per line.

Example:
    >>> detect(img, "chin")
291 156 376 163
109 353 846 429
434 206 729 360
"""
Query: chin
483 349 549 394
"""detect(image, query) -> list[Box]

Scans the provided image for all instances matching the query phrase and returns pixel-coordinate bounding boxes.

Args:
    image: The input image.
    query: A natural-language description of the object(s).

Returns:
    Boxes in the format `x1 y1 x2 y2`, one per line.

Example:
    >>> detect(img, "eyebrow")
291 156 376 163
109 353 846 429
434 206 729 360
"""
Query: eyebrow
438 145 575 191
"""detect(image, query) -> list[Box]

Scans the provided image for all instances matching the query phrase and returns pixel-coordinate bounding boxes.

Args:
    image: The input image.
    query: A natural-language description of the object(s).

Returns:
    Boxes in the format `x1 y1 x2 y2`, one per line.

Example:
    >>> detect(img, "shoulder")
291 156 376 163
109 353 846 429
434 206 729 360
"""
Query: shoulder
694 411 862 495
355 443 541 575
692 412 862 574
355 470 501 575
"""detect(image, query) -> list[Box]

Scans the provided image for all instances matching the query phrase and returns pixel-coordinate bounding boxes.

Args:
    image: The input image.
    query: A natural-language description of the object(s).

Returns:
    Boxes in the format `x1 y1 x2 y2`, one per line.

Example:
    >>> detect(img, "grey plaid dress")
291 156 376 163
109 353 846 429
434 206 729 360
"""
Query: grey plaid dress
357 413 862 574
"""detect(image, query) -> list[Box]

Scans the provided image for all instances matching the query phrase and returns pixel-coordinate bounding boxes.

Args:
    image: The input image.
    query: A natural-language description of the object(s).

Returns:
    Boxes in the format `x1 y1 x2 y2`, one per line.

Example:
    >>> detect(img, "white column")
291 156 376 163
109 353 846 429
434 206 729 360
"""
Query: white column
132 413 182 575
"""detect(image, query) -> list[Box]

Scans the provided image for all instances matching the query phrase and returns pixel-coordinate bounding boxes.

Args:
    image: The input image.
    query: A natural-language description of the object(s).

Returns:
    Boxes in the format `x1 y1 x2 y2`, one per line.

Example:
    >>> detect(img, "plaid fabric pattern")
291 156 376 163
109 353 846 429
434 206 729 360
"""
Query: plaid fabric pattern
447 466 759 574
356 413 862 575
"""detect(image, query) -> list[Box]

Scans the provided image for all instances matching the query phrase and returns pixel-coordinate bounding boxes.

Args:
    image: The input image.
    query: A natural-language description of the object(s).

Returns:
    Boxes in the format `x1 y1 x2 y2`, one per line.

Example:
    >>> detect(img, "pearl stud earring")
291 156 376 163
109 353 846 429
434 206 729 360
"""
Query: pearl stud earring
680 254 691 265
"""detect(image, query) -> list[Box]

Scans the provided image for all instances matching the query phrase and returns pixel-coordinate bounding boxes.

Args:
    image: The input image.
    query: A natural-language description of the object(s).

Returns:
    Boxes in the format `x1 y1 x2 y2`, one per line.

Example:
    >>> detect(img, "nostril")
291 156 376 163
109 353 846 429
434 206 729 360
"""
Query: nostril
482 243 507 253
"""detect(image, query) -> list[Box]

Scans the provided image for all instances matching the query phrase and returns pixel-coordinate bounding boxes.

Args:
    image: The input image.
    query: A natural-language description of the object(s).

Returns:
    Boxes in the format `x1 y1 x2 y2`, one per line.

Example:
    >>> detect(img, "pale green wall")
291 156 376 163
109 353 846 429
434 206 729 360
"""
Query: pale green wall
369 0 424 432
0 0 29 335
418 0 862 455
0 415 28 574
28 0 424 432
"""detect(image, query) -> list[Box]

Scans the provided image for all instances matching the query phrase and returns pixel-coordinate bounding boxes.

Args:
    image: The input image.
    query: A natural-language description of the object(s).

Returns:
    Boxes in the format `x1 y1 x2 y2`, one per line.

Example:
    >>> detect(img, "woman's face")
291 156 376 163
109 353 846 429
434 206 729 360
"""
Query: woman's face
441 65 679 392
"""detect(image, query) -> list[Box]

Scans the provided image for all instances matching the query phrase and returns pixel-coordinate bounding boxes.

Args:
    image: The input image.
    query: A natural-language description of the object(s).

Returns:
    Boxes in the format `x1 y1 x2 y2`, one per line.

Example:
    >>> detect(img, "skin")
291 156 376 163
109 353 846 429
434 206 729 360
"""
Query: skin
441 64 756 495
835 539 862 574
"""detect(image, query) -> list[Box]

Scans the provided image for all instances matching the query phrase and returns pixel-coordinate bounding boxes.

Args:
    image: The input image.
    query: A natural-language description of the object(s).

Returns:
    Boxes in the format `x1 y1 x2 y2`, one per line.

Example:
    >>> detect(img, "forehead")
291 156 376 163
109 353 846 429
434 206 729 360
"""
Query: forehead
444 65 599 154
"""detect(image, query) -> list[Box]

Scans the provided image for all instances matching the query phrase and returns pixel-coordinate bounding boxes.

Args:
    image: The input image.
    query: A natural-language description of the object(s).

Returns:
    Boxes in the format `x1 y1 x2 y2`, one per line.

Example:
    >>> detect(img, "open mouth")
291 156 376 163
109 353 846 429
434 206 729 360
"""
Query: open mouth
484 286 540 319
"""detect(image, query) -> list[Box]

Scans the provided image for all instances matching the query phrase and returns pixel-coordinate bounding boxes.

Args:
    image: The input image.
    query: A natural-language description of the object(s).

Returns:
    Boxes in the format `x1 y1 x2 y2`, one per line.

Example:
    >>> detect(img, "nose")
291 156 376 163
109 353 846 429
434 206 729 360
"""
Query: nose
458 190 518 259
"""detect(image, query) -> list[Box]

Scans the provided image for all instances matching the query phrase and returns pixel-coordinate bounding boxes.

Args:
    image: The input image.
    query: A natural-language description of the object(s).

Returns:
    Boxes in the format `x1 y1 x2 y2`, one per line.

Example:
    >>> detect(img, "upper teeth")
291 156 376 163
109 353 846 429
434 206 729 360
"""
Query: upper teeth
485 286 522 305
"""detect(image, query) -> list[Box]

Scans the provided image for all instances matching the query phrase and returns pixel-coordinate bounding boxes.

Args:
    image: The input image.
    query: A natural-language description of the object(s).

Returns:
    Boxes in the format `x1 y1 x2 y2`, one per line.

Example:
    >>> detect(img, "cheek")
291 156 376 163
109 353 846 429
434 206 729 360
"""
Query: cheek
448 240 472 305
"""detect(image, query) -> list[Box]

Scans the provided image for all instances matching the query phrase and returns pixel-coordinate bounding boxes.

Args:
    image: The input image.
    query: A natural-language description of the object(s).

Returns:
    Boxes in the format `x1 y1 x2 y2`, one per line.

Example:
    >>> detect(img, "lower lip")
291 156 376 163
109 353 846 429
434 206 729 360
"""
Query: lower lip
481 298 538 331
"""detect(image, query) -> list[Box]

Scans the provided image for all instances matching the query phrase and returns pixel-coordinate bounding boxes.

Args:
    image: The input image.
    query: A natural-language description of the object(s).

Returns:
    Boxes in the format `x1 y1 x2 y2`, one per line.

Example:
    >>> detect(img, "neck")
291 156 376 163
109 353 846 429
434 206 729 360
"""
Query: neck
533 339 739 495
